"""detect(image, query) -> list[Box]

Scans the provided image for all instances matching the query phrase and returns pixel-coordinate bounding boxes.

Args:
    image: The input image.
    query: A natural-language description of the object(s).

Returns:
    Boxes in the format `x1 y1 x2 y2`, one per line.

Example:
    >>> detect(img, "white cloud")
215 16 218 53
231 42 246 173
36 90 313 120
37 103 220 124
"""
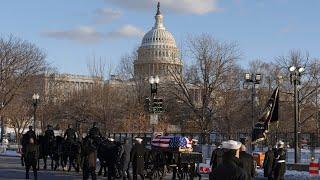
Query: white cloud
94 8 122 24
42 26 105 44
106 0 219 15
107 24 144 39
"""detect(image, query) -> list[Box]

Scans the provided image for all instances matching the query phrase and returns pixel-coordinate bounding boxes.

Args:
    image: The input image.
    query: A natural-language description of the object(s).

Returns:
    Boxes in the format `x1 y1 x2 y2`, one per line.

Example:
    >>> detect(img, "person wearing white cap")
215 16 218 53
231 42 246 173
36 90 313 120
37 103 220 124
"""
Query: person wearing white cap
274 140 286 180
131 138 145 180
210 140 247 180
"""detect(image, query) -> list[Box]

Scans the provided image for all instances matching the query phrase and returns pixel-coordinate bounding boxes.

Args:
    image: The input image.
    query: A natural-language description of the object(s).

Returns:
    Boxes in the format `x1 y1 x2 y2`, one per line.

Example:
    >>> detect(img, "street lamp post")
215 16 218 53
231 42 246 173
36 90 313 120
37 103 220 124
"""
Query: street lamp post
149 76 160 133
0 102 4 143
243 73 262 130
289 66 304 164
32 93 40 133
243 73 262 151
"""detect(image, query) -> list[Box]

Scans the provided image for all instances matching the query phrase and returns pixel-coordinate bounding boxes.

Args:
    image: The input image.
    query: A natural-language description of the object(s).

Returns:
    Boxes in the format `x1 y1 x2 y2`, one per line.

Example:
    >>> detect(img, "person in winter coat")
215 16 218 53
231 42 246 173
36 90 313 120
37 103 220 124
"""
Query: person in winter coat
263 146 274 180
82 136 97 180
130 138 145 180
239 145 255 180
210 140 247 180
120 138 131 180
25 138 39 180
274 141 286 180
210 143 223 170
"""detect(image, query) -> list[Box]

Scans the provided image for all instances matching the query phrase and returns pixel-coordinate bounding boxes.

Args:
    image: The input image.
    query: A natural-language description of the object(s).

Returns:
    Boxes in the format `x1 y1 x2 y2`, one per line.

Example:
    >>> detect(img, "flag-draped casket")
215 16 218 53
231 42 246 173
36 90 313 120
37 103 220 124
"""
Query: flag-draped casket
151 136 192 151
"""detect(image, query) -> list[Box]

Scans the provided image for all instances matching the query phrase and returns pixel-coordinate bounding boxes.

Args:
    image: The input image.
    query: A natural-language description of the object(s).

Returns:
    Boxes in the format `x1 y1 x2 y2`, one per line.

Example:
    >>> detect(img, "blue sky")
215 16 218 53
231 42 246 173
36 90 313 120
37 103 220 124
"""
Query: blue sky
1 0 319 75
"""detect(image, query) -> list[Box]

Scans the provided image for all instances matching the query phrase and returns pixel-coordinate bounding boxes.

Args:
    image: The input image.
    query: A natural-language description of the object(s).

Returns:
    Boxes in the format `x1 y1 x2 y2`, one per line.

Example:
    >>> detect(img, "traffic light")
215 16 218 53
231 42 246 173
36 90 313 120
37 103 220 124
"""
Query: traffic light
144 98 151 112
152 98 163 113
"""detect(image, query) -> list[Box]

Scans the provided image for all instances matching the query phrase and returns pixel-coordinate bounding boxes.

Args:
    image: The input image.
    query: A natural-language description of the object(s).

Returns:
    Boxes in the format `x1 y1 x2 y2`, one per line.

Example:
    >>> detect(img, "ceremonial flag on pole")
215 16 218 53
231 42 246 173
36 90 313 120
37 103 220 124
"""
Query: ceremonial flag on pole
252 87 280 143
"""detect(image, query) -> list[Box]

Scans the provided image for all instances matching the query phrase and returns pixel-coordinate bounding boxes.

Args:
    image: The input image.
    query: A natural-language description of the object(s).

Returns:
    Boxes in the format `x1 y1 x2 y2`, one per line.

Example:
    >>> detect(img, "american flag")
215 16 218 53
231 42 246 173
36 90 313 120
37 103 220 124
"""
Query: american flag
151 136 192 150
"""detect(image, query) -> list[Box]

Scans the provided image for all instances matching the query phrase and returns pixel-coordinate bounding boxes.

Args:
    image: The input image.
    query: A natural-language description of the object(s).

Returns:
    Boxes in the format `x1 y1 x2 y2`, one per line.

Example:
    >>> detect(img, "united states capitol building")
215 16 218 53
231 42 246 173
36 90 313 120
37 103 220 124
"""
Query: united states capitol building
134 2 183 81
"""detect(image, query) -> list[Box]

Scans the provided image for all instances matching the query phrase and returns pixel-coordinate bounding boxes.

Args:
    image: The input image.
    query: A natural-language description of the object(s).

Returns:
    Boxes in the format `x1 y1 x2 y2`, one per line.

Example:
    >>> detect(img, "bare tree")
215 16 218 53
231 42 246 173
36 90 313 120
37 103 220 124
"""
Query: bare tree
169 34 240 142
0 35 46 113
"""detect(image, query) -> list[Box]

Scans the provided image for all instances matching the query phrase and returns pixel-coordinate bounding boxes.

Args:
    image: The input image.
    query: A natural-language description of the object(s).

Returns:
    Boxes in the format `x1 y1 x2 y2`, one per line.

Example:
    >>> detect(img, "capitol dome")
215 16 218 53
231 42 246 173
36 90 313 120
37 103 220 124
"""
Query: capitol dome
134 2 182 81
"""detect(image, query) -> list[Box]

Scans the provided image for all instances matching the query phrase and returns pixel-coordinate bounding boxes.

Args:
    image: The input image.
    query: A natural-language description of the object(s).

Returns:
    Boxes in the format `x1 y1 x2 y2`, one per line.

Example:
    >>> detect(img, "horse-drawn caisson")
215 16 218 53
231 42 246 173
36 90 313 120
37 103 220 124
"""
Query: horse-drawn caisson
145 135 203 179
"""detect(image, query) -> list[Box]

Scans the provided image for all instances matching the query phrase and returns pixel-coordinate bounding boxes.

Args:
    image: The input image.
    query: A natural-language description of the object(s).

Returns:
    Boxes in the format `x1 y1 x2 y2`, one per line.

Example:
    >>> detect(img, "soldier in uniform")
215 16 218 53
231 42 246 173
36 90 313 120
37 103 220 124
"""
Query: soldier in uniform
26 126 37 142
239 144 255 180
130 138 145 180
274 141 286 180
25 138 39 179
211 140 247 180
263 146 275 180
210 142 223 177
120 138 131 180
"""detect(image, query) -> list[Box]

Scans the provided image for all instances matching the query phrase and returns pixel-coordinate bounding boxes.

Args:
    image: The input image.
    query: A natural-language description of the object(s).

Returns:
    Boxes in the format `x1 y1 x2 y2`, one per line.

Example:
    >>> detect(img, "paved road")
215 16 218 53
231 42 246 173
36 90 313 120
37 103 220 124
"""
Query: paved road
0 156 270 180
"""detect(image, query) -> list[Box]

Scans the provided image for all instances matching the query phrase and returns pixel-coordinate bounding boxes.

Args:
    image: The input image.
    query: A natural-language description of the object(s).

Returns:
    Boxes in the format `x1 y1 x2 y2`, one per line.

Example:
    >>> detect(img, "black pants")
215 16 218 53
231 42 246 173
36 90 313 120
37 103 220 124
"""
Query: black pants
107 164 116 180
274 163 285 180
26 164 37 179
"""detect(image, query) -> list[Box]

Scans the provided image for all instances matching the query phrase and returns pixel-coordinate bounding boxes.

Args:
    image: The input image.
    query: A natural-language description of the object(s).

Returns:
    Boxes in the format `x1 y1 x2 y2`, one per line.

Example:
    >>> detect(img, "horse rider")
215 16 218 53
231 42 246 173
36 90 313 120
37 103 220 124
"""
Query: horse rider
26 126 37 142
45 125 55 141
64 124 77 143
88 122 102 145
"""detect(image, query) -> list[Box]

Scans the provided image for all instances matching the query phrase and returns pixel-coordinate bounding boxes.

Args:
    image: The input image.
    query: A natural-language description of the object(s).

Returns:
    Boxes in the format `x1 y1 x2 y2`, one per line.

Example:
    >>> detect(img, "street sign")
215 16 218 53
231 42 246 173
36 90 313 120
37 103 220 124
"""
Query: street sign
150 114 158 125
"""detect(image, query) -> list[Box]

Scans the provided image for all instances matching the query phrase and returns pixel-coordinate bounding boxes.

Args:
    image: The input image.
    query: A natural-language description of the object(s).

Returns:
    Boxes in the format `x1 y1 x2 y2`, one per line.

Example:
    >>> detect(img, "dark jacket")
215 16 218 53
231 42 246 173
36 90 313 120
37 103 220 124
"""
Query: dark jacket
239 151 255 180
121 143 131 169
130 143 145 174
211 154 247 180
64 128 76 142
45 129 55 141
210 148 224 170
88 127 101 138
263 149 274 178
25 143 39 166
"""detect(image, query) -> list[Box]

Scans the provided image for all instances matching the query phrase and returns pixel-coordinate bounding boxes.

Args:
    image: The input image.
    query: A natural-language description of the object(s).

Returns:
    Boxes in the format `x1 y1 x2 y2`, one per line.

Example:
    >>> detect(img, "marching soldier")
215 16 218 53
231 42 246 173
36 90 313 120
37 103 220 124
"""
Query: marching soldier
120 138 131 180
210 142 223 179
106 137 118 180
239 144 255 180
210 142 223 169
211 140 247 180
274 141 286 180
25 138 39 180
263 146 275 180
130 138 145 180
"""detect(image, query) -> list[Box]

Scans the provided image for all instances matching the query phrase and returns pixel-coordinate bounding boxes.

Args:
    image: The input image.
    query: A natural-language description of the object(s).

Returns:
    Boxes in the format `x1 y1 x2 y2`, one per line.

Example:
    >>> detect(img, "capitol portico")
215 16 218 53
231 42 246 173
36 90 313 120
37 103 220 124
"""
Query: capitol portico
134 2 183 81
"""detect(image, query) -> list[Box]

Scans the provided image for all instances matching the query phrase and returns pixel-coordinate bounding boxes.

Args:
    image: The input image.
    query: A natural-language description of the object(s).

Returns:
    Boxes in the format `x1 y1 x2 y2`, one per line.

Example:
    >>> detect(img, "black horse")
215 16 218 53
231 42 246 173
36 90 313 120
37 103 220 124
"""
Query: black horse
20 133 30 167
62 140 81 172
52 136 65 171
38 135 55 170
97 138 122 178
